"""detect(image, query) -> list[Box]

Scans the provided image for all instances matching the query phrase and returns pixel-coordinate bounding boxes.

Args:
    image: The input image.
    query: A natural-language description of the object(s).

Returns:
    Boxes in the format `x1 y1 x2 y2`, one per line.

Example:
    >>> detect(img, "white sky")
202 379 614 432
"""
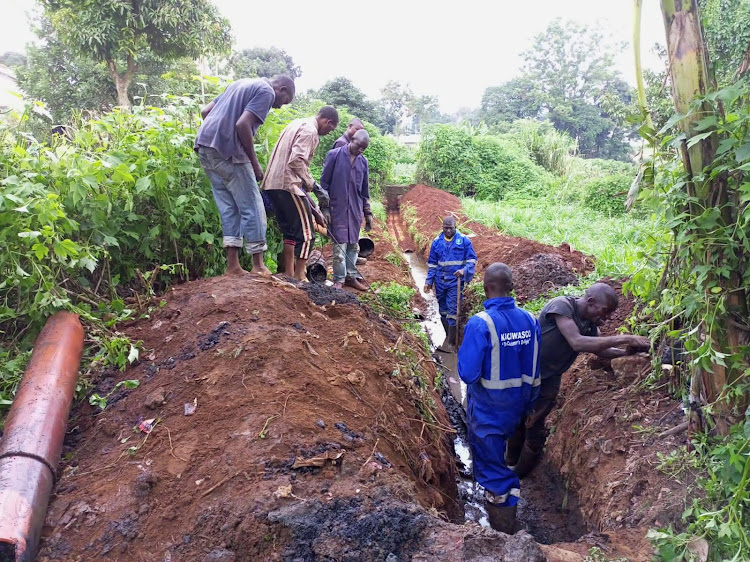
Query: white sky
1 0 666 113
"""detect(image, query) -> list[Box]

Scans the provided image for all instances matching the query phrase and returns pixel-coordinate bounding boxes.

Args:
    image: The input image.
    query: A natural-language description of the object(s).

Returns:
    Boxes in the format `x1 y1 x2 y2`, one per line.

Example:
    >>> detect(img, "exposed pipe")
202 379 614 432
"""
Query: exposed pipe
0 312 84 561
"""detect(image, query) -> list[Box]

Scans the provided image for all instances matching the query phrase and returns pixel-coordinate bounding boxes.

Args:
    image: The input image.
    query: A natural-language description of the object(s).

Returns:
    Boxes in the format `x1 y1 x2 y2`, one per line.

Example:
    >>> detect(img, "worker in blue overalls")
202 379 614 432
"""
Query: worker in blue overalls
424 216 477 352
458 263 541 534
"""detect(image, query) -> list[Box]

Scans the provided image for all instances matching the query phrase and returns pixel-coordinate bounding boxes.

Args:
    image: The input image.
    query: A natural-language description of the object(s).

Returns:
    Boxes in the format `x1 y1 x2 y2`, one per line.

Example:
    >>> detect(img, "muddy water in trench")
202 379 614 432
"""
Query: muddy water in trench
387 187 588 544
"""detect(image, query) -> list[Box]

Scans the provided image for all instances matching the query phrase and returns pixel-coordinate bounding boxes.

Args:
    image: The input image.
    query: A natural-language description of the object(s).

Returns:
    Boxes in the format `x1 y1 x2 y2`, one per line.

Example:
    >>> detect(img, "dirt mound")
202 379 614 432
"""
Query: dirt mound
399 185 593 296
513 253 581 302
39 274 461 561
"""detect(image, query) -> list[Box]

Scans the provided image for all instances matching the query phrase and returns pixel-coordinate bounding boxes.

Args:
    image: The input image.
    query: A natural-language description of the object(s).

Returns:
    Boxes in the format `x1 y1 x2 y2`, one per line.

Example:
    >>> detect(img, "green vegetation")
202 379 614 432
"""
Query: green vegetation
461 198 658 278
0 94 403 409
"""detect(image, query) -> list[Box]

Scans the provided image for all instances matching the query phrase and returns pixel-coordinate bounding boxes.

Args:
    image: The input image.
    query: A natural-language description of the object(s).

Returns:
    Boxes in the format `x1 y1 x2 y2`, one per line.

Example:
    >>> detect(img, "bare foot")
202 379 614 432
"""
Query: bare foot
253 264 272 276
225 266 249 276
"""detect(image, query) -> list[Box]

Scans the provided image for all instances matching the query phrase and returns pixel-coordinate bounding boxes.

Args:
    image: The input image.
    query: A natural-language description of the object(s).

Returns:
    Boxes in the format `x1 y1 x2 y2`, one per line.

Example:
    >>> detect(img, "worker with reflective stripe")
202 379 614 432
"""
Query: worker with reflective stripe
424 215 477 352
457 263 541 535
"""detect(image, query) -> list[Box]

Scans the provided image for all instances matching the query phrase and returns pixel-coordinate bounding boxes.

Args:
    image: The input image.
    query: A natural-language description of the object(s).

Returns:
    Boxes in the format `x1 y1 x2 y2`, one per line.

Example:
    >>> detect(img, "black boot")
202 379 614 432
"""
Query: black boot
511 443 541 479
437 326 457 353
505 428 525 467
486 502 517 534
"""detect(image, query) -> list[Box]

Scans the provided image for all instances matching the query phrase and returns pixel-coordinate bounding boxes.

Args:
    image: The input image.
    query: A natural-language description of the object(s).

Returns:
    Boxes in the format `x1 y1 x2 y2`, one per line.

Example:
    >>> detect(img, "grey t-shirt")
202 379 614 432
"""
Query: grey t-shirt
195 78 275 163
538 296 598 381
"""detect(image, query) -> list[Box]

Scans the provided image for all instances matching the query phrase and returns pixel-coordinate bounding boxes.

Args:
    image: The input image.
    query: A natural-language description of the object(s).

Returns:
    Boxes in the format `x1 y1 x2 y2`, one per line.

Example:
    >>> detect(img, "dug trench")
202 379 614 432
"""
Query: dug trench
37 184 693 562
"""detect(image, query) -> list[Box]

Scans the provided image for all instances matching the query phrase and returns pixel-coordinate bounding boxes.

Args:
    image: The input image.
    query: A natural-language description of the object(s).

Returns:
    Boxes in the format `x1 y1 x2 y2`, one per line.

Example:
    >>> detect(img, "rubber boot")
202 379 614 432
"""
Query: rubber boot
486 502 517 534
511 443 541 479
505 429 525 467
438 326 457 353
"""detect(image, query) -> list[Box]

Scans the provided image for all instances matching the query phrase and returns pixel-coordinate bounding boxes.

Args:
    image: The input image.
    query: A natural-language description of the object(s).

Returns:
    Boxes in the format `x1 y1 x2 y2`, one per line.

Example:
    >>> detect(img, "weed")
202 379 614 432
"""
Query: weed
89 379 140 410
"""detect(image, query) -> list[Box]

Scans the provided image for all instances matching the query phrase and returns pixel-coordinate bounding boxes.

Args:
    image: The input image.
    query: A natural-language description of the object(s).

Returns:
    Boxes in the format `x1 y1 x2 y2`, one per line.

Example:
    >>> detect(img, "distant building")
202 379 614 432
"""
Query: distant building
397 133 421 147
0 64 24 112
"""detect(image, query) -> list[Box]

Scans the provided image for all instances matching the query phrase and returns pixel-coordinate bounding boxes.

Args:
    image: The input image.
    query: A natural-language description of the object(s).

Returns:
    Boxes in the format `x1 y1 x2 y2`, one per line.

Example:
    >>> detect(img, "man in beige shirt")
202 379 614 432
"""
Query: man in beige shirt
262 106 339 280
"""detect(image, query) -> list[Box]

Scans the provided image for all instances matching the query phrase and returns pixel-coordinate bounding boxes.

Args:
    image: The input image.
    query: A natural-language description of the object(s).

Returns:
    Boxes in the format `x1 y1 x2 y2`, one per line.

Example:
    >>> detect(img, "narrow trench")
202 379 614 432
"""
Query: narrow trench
385 186 589 544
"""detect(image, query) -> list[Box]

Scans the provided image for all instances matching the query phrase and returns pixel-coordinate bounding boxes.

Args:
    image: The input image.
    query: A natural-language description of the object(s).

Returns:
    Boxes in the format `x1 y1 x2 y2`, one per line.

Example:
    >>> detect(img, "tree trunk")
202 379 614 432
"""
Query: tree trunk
659 0 747 435
106 55 136 108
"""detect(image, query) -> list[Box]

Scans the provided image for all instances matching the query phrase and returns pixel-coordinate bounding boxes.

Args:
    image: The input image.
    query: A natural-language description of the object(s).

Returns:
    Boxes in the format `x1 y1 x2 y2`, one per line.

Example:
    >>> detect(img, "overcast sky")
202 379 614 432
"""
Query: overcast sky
1 0 667 113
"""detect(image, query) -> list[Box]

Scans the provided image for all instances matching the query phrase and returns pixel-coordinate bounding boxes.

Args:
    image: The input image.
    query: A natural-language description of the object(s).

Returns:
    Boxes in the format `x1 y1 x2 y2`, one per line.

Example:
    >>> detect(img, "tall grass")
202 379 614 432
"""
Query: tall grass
461 197 665 278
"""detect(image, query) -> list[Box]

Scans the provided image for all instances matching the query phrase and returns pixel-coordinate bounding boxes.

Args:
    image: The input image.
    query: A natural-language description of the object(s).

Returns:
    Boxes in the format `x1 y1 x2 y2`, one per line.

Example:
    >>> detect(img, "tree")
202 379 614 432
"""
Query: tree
229 47 301 80
479 20 635 160
655 0 748 434
40 0 231 107
16 18 217 121
376 81 414 134
16 19 115 120
315 77 377 122
479 77 543 125
0 52 26 68
409 95 451 132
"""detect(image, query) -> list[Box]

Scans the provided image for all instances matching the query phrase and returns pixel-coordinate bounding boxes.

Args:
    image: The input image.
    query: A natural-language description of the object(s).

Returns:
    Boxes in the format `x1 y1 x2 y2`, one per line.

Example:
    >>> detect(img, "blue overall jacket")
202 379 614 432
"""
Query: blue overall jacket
425 231 476 289
458 297 541 438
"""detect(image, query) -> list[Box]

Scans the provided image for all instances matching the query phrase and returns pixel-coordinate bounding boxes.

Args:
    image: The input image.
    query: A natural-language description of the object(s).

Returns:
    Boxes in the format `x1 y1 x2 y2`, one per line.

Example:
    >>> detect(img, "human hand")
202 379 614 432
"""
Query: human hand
454 269 464 278
364 214 373 232
626 335 651 351
424 284 432 293
321 207 331 226
253 165 264 183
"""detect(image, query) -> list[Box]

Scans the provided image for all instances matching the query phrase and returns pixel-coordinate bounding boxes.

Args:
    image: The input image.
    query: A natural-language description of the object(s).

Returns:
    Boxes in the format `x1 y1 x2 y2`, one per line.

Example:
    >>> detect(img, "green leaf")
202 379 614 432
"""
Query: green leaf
134 176 151 193
735 143 750 163
32 243 49 260
686 131 714 149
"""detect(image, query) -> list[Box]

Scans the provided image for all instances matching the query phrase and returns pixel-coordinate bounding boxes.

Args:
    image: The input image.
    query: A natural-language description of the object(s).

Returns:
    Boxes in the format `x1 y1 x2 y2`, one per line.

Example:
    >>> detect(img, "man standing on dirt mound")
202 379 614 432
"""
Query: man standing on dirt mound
196 75 295 276
458 263 541 534
424 216 477 352
262 106 339 280
506 283 651 478
331 117 364 149
319 129 373 290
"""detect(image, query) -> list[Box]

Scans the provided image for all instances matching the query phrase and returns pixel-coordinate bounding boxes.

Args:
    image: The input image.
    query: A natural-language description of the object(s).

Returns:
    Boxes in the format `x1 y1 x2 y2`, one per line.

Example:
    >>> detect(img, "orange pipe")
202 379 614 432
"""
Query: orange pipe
0 312 84 561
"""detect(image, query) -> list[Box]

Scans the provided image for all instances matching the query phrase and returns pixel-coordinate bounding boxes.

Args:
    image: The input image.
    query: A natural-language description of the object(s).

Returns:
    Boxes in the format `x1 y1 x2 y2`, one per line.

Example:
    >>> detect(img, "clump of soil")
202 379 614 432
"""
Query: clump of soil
512 253 581 302
39 273 460 561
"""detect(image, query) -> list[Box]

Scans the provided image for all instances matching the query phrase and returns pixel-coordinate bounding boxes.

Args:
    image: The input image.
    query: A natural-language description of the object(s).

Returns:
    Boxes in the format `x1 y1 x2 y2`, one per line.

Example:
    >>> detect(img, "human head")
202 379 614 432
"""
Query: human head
270 75 295 108
581 283 618 326
316 106 339 135
348 129 370 157
346 118 364 139
442 216 456 239
483 263 513 299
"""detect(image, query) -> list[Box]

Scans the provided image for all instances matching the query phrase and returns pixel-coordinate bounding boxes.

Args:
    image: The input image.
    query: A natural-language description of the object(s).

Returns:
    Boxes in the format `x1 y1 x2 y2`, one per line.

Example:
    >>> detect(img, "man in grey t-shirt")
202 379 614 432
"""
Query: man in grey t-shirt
506 283 650 477
195 76 295 275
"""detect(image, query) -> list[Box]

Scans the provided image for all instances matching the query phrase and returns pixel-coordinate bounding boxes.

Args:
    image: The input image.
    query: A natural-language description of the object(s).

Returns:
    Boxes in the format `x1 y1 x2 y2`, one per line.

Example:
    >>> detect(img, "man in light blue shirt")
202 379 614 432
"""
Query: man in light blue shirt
196 76 295 275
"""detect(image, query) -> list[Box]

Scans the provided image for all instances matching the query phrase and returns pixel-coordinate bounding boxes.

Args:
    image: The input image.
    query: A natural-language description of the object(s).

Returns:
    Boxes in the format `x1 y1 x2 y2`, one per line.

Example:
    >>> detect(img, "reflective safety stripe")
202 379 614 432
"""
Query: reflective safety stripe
476 311 540 390
437 260 467 266
466 259 477 264
486 487 521 504
446 314 457 320
427 264 437 268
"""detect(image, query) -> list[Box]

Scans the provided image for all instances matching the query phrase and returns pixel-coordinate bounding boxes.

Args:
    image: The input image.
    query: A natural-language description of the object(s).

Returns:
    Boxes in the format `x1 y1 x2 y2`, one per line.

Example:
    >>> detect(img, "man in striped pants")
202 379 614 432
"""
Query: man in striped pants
457 263 541 534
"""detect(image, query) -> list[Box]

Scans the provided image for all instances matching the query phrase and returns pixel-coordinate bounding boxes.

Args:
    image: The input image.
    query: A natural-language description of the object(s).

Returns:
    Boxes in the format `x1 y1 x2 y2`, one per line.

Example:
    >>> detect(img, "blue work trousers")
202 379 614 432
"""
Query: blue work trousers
436 280 460 327
467 429 520 507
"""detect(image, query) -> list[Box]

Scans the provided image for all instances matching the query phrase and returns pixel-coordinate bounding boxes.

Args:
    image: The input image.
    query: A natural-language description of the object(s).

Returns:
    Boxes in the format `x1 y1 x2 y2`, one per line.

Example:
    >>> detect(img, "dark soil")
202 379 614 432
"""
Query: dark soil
512 253 582 303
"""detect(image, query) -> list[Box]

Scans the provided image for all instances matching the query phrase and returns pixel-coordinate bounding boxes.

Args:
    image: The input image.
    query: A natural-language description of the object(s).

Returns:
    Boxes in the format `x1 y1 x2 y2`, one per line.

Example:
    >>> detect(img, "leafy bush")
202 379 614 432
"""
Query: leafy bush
503 119 578 176
581 173 632 216
416 124 551 200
